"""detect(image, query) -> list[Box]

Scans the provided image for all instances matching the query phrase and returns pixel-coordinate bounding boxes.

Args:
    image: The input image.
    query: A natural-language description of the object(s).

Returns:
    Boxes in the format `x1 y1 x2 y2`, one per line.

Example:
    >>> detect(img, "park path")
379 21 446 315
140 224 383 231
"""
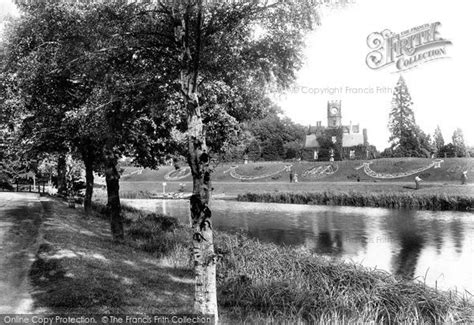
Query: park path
0 193 44 313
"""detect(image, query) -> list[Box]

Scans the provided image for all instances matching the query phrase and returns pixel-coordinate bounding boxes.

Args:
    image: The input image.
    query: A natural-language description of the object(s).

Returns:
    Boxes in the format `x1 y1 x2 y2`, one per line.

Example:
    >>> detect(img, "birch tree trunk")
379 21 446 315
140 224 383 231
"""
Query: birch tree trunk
174 1 218 320
187 96 218 320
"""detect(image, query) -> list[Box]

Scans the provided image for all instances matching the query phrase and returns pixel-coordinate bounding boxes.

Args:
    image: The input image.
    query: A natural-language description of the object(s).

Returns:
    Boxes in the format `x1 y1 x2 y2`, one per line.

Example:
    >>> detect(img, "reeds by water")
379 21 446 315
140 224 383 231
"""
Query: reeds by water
238 191 473 211
216 233 473 323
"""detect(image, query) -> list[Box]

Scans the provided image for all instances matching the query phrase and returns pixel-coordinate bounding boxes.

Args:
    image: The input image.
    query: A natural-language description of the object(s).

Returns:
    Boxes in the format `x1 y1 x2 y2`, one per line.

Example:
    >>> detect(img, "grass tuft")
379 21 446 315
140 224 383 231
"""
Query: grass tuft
214 233 473 323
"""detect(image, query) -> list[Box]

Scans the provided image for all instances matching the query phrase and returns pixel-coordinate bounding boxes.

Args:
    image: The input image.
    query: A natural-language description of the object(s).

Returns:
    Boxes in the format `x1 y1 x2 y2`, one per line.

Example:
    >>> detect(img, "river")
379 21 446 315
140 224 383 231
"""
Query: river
122 199 474 294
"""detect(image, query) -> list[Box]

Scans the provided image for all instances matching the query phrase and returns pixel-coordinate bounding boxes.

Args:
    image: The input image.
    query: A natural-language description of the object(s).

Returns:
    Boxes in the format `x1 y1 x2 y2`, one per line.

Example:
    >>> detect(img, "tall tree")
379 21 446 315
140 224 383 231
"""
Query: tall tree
132 0 320 318
452 128 466 157
388 75 421 156
6 0 326 318
3 1 93 200
433 125 445 156
3 1 175 234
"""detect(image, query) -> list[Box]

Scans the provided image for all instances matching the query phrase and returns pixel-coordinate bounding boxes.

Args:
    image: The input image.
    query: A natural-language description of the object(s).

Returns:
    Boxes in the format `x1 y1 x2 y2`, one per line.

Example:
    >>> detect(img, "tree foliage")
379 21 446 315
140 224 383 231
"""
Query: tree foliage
316 127 344 161
2 0 323 318
2 1 178 229
388 76 417 152
246 112 306 161
131 0 319 318
433 125 445 154
452 128 467 157
387 76 432 157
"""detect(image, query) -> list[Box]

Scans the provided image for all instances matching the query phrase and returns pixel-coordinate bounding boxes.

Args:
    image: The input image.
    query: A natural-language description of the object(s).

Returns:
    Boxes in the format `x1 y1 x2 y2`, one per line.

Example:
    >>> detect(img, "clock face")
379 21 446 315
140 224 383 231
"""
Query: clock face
330 107 338 115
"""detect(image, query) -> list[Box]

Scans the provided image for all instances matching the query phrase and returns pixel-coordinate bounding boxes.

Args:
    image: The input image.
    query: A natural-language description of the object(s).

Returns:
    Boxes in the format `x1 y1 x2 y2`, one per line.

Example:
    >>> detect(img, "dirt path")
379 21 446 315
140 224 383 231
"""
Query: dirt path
0 193 44 313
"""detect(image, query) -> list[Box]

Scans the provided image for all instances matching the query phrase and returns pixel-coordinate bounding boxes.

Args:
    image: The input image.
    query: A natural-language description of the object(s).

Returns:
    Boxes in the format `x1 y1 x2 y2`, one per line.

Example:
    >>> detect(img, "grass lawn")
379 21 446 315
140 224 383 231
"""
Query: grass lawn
111 158 474 202
112 181 474 199
118 158 474 184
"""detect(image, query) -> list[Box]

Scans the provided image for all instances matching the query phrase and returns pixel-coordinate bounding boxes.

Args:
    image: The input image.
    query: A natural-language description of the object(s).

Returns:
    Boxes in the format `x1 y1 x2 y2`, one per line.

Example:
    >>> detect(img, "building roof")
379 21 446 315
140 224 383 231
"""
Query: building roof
342 133 364 147
304 134 320 149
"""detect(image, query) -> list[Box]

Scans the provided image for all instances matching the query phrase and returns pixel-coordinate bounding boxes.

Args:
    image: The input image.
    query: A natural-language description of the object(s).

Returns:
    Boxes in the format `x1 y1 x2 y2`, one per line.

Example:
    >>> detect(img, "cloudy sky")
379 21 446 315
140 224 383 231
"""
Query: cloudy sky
1 0 473 150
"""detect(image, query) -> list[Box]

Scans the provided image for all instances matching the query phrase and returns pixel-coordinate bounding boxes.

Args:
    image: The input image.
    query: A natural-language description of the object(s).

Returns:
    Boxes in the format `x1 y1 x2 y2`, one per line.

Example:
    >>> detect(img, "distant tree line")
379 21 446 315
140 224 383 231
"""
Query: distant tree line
219 106 307 162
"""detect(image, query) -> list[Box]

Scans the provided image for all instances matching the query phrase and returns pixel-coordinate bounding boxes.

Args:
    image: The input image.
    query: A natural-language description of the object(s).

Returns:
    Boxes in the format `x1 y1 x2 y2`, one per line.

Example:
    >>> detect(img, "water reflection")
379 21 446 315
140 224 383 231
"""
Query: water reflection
304 211 368 256
430 219 444 254
389 211 426 279
450 219 464 254
122 199 474 293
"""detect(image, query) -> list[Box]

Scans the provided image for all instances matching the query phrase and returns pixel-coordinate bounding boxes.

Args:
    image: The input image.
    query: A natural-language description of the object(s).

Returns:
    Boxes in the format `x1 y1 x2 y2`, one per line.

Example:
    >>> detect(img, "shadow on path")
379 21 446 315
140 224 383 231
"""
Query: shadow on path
28 198 194 313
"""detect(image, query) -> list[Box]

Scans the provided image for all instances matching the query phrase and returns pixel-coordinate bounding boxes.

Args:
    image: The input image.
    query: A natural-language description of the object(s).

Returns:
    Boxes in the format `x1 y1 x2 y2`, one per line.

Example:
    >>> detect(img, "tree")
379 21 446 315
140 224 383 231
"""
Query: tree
316 127 344 160
131 0 320 318
3 1 175 236
415 126 434 158
438 143 457 158
433 125 445 155
452 128 467 157
3 1 94 201
247 113 306 161
6 0 324 318
283 140 302 159
388 75 420 156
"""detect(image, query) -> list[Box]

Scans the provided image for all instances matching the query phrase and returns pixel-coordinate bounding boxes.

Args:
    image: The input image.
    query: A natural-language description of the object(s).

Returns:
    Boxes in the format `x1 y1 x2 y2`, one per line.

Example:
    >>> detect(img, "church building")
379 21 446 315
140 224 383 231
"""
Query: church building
303 101 373 161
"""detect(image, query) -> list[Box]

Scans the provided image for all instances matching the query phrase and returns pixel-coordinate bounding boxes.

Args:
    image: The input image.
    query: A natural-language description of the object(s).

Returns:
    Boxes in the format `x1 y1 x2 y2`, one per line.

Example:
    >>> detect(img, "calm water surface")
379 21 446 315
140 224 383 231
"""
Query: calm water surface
123 199 474 294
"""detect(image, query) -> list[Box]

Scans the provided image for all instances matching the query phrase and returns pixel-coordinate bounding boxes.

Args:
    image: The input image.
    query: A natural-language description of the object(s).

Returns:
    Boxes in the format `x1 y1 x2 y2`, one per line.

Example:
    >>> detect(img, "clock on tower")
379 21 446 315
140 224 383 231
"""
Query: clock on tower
327 100 342 127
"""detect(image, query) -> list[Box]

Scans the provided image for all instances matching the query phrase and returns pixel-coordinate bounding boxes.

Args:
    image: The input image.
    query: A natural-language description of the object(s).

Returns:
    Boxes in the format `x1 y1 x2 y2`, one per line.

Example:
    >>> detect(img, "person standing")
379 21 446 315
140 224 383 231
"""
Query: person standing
415 175 422 190
461 171 468 185
289 171 294 183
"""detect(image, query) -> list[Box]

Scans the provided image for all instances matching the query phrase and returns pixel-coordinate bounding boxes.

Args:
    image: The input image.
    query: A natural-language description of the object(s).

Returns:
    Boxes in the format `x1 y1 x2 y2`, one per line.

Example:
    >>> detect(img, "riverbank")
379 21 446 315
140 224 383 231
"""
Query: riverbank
237 190 474 211
27 197 473 323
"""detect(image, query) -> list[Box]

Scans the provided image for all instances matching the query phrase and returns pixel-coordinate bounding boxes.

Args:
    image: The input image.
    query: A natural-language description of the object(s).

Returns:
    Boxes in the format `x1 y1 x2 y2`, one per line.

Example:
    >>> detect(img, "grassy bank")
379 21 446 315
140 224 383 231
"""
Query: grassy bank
216 233 473 323
118 158 474 183
30 197 473 323
30 198 194 314
237 191 474 211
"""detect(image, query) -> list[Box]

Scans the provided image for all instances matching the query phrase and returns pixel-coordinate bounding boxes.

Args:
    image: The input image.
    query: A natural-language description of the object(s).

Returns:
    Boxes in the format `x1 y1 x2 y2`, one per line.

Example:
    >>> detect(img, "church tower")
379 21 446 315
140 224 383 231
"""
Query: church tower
327 100 342 128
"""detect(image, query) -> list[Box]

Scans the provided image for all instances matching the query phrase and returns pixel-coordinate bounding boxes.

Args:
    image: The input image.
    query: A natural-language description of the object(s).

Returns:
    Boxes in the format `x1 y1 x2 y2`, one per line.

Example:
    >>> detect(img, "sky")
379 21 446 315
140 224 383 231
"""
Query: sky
1 0 473 151
0 0 17 20
271 0 474 150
